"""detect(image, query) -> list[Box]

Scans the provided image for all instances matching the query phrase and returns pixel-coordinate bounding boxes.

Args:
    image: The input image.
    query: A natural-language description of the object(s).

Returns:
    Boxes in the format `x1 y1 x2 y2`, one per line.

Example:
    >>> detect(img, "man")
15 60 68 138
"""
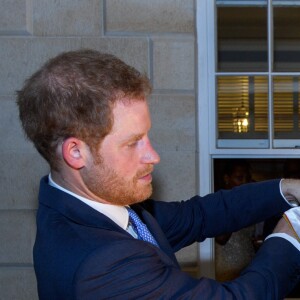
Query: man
17 49 300 299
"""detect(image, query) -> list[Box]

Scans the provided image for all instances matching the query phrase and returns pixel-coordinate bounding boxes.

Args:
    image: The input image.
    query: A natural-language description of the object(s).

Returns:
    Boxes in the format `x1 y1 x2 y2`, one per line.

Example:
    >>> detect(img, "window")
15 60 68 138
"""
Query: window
196 0 300 281
216 0 300 149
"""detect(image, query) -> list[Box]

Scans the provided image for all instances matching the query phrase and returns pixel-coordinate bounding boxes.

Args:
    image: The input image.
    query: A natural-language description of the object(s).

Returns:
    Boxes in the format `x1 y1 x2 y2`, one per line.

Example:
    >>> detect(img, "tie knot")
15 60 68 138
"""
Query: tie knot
127 207 141 224
126 207 159 247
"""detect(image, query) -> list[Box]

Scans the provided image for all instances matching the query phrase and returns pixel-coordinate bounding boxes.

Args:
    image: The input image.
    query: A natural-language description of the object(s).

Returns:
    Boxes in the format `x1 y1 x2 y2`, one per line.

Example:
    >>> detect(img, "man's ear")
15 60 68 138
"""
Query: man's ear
62 137 86 169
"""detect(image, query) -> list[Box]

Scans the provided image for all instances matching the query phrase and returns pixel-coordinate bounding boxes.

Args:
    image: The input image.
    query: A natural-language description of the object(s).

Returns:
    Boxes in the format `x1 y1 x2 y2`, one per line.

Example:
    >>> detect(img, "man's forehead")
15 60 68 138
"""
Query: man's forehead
109 99 151 135
112 99 150 119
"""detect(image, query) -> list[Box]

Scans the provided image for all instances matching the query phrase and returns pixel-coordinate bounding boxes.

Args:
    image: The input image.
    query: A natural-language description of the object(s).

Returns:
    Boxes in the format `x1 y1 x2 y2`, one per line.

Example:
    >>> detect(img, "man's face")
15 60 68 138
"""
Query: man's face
81 99 160 205
225 166 250 189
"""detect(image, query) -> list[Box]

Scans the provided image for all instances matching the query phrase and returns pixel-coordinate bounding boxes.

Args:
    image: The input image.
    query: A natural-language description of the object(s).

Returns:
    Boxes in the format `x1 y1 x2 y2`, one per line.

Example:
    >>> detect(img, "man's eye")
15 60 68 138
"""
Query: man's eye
127 141 138 147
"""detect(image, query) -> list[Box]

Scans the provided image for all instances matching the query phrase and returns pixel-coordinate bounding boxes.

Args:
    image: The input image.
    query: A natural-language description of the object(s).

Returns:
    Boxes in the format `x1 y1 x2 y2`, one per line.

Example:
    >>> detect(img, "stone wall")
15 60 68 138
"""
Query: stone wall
0 0 197 298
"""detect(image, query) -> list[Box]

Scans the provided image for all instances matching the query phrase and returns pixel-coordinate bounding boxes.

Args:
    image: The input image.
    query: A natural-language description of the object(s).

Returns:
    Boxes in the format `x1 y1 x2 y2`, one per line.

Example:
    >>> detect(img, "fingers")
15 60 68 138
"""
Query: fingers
281 179 300 207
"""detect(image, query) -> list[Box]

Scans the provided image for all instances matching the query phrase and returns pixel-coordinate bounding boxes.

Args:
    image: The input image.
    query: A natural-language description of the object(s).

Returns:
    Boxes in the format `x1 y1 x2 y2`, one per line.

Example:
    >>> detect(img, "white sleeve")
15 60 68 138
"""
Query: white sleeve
279 179 300 207
265 233 300 251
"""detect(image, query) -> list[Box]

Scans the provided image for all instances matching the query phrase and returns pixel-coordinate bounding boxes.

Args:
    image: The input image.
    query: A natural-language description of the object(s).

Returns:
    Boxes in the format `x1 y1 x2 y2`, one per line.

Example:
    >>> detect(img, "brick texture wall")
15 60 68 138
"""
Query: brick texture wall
0 1 197 298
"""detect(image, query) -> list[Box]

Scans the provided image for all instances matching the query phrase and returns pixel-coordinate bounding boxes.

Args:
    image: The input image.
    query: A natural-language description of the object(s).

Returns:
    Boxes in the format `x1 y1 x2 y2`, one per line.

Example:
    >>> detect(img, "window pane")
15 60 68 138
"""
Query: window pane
273 76 300 138
217 3 267 72
274 6 300 71
217 76 268 139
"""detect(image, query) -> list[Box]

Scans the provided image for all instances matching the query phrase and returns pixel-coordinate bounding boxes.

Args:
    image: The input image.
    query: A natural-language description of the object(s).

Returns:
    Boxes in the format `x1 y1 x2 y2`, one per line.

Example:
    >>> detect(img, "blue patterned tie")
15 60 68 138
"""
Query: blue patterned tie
127 207 159 247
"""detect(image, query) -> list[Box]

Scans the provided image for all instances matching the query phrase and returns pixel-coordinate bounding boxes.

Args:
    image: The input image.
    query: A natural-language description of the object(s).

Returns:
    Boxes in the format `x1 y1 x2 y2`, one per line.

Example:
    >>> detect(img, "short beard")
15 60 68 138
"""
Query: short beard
81 155 153 206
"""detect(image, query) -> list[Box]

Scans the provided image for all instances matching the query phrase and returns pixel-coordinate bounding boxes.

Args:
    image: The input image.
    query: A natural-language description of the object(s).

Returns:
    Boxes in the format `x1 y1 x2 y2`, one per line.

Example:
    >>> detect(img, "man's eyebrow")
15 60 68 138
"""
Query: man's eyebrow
121 133 144 143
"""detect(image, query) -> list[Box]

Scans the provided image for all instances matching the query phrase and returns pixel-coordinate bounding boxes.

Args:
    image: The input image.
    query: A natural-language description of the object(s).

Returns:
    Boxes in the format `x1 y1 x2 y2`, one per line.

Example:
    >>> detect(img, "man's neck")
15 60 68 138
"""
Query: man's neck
50 169 109 204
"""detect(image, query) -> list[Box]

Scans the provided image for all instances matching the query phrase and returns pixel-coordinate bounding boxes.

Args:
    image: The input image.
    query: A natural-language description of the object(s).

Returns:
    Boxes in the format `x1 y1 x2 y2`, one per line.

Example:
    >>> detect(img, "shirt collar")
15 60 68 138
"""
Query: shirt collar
48 173 129 230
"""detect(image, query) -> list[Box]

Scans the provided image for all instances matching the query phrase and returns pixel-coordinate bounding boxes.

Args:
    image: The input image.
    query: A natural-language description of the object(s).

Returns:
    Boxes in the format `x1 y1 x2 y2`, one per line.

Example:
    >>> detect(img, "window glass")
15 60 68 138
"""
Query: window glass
273 76 300 139
217 76 268 139
274 6 300 71
217 4 267 72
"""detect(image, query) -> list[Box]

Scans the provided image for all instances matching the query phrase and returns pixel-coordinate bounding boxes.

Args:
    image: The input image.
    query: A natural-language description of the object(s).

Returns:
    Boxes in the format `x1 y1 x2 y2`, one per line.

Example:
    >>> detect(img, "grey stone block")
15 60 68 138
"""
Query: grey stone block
0 97 48 210
0 267 38 300
0 97 49 210
148 94 196 152
152 38 195 90
0 97 35 153
151 150 196 202
0 210 36 264
0 0 33 35
81 37 149 75
33 0 103 36
0 37 82 95
0 37 32 95
29 37 82 75
0 151 48 209
105 0 194 34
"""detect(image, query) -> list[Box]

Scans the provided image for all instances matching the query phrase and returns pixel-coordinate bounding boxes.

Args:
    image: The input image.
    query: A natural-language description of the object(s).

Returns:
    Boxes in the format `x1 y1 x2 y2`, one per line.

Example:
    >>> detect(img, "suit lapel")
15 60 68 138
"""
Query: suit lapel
132 204 180 267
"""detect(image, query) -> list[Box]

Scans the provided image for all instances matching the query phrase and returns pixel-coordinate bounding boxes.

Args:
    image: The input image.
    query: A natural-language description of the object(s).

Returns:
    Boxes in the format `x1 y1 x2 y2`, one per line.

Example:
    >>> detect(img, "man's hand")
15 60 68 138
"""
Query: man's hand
281 179 300 206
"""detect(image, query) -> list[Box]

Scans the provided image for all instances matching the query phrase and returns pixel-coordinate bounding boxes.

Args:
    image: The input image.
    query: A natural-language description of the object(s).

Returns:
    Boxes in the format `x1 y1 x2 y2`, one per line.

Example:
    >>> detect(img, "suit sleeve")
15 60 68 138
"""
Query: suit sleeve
74 236 300 300
144 179 291 251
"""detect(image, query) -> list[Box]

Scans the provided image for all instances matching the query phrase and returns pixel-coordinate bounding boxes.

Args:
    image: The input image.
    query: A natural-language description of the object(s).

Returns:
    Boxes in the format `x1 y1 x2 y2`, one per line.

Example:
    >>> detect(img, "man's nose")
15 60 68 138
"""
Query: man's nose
142 141 160 165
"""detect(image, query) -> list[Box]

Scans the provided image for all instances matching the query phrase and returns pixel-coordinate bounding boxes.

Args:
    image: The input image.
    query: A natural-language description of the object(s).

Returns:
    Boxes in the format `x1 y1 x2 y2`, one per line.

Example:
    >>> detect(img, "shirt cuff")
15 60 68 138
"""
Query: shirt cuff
266 233 300 251
279 179 300 207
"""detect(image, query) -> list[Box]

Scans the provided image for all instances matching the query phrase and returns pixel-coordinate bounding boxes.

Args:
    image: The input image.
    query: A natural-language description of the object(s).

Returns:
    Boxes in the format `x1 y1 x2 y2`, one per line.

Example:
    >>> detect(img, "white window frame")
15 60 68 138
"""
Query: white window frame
196 0 300 279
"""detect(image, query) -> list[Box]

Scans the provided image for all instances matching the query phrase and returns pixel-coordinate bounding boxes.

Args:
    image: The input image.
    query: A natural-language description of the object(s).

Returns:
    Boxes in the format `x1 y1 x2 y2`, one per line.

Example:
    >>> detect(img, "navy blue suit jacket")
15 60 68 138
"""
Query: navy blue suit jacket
34 177 300 299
